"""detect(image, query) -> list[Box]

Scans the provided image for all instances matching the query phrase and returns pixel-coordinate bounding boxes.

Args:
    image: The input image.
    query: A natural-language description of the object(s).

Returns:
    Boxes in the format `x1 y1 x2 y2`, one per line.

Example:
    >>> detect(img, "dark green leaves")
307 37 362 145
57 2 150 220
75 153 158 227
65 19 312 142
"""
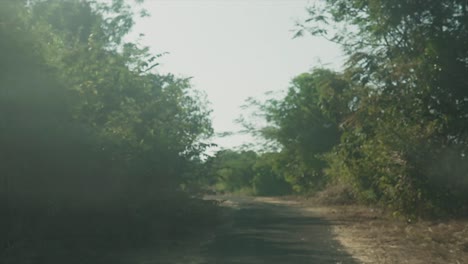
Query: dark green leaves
295 0 468 216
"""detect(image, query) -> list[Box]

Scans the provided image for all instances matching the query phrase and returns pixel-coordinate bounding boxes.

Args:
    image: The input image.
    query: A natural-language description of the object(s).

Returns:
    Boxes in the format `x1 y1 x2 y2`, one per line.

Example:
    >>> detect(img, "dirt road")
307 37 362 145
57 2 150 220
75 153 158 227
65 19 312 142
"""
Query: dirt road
190 195 358 264
153 195 468 264
1 196 360 264
101 195 359 263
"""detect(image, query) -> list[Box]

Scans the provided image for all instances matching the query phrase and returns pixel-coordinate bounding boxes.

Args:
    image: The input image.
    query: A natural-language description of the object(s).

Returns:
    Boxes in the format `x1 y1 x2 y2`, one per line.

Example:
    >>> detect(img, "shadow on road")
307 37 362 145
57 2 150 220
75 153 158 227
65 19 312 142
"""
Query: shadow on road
1 197 358 264
199 199 358 264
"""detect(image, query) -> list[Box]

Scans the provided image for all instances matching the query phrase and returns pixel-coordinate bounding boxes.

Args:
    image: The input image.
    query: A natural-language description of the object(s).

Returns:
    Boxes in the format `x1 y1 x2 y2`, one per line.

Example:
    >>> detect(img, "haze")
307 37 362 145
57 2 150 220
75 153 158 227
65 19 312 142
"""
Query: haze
128 0 343 149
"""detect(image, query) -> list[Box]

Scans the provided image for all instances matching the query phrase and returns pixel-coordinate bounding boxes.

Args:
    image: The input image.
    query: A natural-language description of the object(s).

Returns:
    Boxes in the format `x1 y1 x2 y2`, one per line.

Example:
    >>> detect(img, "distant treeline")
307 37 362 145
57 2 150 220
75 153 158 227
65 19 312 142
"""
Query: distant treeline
1 0 216 254
206 0 468 218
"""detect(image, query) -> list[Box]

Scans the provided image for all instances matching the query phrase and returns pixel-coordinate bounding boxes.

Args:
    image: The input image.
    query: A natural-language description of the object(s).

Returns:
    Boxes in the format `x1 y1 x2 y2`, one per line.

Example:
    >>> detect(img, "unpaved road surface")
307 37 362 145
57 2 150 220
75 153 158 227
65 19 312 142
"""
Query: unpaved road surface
188 195 358 264
157 195 468 264
1 196 359 264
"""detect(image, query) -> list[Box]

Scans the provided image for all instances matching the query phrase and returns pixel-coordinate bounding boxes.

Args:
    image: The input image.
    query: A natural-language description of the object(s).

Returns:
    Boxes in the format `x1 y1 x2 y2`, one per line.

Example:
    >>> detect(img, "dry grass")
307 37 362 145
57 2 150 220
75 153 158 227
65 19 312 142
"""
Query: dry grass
258 195 468 264
312 184 357 205
324 206 467 263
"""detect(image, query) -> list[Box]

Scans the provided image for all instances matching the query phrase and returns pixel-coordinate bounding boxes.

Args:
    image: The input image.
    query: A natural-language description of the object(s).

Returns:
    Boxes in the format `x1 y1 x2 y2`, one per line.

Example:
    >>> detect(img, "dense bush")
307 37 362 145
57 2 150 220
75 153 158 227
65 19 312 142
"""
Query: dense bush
0 0 216 255
204 151 292 196
235 0 468 217
252 153 292 196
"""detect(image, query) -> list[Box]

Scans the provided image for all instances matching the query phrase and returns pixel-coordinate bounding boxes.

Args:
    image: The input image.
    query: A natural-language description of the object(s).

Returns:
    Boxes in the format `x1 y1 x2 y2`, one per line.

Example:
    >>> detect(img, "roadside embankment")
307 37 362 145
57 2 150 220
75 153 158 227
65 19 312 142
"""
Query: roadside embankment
257 196 468 264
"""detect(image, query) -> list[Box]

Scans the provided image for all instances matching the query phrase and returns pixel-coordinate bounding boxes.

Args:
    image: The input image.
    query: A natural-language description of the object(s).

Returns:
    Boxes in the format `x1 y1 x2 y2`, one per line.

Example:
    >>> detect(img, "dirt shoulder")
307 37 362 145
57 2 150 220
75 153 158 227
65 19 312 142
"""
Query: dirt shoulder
256 196 468 264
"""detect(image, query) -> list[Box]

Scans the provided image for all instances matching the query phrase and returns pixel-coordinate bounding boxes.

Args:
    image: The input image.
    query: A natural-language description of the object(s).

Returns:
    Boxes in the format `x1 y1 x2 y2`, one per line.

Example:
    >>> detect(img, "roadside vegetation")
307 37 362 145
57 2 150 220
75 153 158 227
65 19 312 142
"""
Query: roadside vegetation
2 0 468 262
1 0 219 261
207 0 468 219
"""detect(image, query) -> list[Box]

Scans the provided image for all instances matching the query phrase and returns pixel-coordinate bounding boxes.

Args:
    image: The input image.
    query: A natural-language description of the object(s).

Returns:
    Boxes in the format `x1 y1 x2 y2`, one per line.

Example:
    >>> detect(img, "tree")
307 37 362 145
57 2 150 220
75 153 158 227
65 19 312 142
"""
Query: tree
205 150 258 192
299 0 468 215
252 153 292 196
0 0 216 256
253 69 348 193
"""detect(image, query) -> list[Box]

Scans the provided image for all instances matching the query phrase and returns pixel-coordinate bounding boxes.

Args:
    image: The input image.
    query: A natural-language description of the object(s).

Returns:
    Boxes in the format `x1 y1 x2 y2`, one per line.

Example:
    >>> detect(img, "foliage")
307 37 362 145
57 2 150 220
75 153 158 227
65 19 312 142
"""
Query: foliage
205 150 257 192
296 0 468 216
235 68 358 198
241 69 348 193
0 0 216 255
204 150 292 196
252 153 292 196
232 0 468 216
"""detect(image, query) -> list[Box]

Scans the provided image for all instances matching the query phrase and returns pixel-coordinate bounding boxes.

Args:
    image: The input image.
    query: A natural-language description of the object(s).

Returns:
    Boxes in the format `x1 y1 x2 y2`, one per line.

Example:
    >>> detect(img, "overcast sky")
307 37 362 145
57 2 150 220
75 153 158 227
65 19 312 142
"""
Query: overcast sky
128 0 343 150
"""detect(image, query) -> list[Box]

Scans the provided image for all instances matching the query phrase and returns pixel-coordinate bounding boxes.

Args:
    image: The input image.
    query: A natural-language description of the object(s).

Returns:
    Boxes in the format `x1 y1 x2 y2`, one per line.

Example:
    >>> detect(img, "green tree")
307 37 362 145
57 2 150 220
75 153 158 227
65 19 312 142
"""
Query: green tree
299 0 468 215
206 150 258 192
255 69 348 193
252 153 292 196
0 0 216 256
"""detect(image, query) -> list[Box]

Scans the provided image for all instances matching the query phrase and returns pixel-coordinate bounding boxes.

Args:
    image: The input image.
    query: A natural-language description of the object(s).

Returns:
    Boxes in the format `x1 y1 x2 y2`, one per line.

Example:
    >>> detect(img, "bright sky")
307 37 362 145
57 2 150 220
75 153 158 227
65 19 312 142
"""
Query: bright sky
128 0 343 150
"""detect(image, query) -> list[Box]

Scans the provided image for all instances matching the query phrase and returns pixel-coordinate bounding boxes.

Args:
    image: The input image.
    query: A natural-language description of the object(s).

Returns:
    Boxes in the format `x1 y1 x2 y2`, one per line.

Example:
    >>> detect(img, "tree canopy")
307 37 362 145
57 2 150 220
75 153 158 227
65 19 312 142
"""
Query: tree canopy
233 0 468 217
1 0 216 257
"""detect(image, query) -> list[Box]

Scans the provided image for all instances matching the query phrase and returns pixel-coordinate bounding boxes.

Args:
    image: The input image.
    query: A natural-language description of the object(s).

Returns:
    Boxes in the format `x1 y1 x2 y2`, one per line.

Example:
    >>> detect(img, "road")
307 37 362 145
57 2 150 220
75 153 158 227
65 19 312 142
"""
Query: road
1 195 358 264
191 195 358 264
